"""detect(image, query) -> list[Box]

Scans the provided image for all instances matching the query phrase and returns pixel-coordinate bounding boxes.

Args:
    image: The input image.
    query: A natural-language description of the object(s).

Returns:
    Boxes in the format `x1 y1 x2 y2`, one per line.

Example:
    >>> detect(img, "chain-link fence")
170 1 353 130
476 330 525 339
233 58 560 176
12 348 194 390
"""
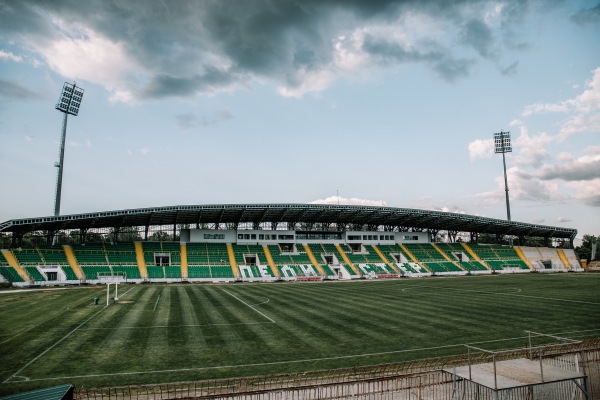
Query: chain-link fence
75 338 600 400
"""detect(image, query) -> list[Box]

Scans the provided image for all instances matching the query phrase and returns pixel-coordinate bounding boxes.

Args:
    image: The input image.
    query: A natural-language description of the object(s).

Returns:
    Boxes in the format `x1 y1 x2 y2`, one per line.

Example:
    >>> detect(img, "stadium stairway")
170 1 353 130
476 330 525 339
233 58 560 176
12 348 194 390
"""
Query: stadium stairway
134 242 149 280
180 243 189 279
226 244 241 279
302 244 328 276
460 243 492 271
1 249 32 282
262 246 281 277
400 244 431 273
335 245 361 276
557 249 572 270
63 245 85 281
432 244 465 271
372 245 400 273
513 247 535 270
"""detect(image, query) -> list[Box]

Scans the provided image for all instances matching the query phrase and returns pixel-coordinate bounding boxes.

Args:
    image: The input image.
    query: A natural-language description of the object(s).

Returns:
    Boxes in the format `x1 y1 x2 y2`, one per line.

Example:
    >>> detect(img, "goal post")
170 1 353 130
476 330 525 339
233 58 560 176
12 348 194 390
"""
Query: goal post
106 281 118 305
96 272 126 305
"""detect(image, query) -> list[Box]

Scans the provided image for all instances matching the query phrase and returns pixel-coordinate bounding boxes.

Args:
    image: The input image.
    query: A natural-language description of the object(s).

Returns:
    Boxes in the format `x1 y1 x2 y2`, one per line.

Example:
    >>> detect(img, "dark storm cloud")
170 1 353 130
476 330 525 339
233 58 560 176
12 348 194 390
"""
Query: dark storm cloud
460 19 495 59
0 80 41 101
571 2 600 25
141 66 242 99
361 34 474 82
0 0 554 99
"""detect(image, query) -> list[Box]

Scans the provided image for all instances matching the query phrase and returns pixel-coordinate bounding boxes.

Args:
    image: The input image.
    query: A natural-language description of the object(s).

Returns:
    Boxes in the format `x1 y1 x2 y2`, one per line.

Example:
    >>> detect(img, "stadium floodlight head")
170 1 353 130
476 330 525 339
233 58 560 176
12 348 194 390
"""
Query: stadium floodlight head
56 82 84 116
494 130 512 223
54 82 84 217
494 130 512 154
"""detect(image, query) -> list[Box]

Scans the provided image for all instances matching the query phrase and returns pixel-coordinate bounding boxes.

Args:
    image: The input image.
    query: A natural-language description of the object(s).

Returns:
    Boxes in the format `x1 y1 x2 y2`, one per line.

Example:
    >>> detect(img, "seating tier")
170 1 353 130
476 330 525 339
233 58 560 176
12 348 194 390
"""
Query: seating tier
186 243 228 266
25 266 46 281
0 266 24 282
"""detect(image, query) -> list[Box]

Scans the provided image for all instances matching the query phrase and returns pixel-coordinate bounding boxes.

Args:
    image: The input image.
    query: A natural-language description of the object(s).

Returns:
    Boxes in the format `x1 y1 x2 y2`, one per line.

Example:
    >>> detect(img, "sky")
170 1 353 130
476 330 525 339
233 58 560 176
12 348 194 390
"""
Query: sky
1 0 599 244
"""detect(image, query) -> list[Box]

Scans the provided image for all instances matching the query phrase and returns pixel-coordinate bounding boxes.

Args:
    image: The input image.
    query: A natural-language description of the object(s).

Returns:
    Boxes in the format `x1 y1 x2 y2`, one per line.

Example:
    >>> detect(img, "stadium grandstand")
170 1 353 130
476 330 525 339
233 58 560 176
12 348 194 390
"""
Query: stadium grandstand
0 203 582 286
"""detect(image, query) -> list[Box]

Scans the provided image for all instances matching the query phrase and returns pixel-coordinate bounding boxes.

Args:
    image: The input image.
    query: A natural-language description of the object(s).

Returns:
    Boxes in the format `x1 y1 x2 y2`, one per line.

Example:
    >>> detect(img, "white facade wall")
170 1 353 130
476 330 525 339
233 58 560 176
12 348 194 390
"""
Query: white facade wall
182 229 430 245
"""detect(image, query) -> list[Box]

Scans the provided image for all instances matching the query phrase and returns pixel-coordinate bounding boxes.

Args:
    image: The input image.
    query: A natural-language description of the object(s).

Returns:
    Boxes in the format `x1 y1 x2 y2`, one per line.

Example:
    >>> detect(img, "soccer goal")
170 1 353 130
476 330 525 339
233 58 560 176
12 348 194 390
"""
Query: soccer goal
97 272 126 305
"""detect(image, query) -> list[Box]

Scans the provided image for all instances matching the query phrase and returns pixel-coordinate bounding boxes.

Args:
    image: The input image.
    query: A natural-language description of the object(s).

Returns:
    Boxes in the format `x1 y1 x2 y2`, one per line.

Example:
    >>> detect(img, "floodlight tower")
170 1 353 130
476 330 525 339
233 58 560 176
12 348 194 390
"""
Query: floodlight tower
494 130 512 222
54 82 84 216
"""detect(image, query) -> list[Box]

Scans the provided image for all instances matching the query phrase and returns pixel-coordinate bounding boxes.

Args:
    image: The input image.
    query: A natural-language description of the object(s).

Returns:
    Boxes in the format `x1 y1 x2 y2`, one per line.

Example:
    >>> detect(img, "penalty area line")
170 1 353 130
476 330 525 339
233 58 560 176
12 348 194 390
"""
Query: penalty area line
221 289 275 323
153 295 161 312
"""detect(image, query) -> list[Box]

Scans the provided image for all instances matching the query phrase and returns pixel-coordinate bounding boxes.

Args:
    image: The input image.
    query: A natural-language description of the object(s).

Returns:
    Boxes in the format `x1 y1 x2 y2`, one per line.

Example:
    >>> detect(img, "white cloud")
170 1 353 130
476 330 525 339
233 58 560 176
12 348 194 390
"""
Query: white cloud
310 196 387 207
468 138 494 160
568 179 600 207
432 206 466 214
28 22 140 104
0 50 22 62
512 124 552 168
507 167 561 202
140 148 151 155
522 67 600 137
471 69 600 209
522 102 569 116
67 140 84 147
278 68 336 98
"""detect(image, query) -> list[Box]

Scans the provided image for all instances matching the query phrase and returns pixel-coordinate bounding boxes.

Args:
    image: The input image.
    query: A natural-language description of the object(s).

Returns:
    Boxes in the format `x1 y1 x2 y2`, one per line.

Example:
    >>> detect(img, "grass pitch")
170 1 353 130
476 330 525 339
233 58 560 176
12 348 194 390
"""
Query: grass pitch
1 273 599 393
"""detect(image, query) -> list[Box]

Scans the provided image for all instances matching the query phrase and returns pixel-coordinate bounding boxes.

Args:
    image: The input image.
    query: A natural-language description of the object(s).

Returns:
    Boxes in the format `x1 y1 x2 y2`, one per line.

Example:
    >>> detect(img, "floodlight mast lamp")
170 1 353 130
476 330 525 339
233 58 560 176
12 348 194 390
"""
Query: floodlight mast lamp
54 82 84 216
494 130 512 222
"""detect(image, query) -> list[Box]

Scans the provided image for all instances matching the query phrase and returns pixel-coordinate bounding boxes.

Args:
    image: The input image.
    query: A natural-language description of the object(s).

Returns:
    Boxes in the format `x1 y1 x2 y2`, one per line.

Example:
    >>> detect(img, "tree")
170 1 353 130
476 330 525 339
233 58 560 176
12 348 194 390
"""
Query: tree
149 231 171 242
110 227 142 243
575 234 600 261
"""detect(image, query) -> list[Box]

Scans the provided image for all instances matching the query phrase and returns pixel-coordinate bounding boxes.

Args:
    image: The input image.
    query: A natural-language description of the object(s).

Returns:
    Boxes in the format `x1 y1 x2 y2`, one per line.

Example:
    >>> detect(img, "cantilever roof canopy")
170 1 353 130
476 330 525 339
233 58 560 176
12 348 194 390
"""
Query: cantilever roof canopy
0 204 577 240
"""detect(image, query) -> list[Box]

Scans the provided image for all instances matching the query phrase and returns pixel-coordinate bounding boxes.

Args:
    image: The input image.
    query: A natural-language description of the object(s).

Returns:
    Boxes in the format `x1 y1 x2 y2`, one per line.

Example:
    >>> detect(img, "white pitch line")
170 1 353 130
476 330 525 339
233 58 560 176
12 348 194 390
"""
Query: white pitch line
221 289 275 323
7 329 599 384
0 291 106 345
153 295 161 312
78 322 274 330
1 334 538 383
0 326 36 346
250 298 270 306
4 344 464 382
3 287 132 383
3 305 108 383
119 287 136 298
400 285 600 306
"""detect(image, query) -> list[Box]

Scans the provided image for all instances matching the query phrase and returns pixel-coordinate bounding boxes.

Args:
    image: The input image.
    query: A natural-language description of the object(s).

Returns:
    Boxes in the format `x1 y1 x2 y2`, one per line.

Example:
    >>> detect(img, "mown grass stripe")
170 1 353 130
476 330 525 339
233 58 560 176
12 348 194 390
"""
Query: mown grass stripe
1 274 598 392
227 285 362 354
31 288 145 377
142 286 172 370
221 288 275 322
3 304 108 383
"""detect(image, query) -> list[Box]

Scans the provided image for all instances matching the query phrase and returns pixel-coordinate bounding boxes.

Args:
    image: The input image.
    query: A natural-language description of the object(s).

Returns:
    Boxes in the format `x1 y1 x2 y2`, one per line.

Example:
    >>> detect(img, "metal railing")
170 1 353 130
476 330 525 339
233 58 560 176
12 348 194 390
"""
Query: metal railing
74 338 600 400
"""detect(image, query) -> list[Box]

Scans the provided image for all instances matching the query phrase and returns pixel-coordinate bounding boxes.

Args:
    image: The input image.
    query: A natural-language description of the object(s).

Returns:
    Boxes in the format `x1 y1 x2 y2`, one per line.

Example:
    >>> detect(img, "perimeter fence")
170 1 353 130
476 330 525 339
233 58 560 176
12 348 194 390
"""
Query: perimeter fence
76 338 600 400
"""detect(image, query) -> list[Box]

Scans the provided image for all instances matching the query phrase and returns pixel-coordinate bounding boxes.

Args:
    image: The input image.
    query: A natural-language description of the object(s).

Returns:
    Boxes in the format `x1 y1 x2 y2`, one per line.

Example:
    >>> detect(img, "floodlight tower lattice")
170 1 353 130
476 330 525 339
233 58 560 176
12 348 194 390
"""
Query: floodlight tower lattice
54 82 84 216
494 130 512 222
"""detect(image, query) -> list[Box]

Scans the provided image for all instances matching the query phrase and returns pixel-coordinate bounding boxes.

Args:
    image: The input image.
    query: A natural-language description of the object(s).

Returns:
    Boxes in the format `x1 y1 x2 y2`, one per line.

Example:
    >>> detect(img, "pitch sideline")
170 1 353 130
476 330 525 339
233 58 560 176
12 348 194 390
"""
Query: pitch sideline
8 328 597 384
3 287 136 383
